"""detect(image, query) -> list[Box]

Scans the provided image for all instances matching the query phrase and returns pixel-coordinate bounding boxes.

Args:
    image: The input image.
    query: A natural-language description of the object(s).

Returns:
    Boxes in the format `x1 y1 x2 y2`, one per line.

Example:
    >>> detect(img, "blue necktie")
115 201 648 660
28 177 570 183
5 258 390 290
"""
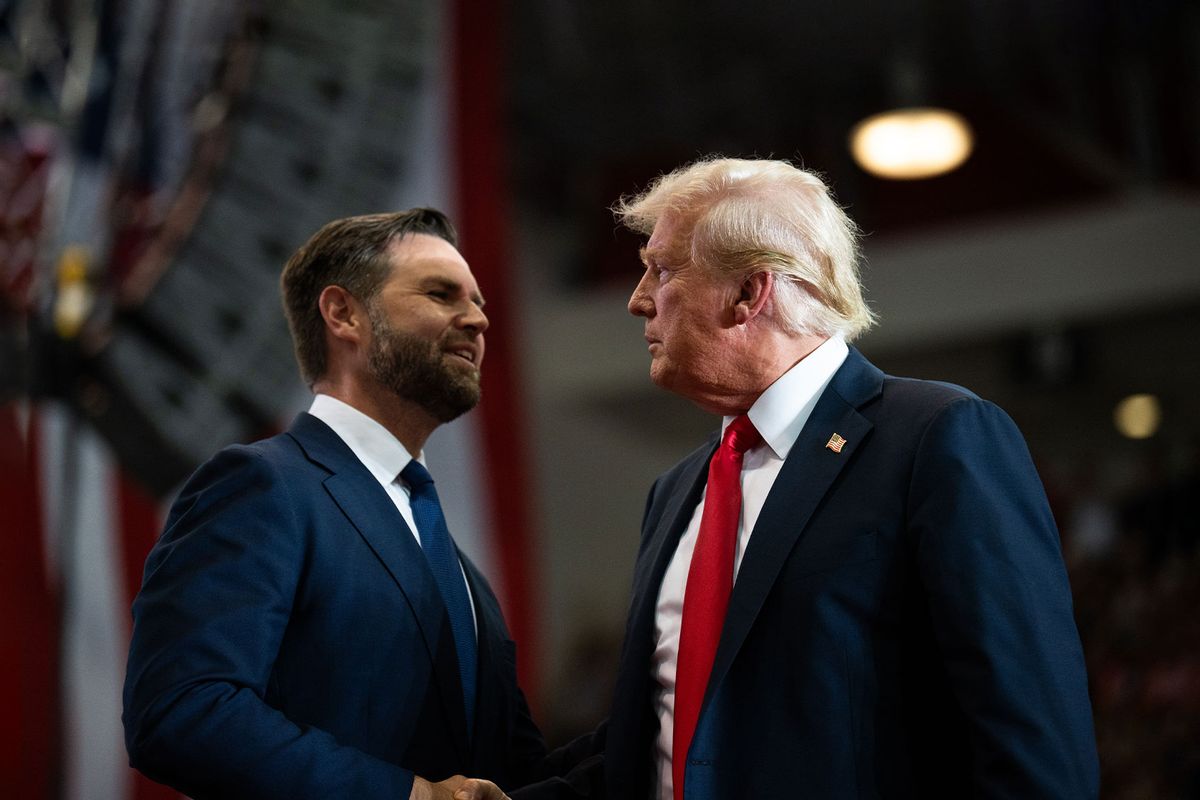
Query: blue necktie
401 460 477 732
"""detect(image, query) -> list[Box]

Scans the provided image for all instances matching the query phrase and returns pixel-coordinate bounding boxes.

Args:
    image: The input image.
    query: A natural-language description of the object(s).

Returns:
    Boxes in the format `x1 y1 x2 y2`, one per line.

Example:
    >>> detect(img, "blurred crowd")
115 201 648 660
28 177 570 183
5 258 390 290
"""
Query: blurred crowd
1060 447 1200 799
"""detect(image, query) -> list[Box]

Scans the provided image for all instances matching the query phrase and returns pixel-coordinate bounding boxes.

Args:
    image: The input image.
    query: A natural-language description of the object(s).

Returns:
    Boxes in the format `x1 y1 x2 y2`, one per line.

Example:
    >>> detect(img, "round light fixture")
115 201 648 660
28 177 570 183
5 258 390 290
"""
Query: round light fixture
1113 393 1161 440
849 107 974 180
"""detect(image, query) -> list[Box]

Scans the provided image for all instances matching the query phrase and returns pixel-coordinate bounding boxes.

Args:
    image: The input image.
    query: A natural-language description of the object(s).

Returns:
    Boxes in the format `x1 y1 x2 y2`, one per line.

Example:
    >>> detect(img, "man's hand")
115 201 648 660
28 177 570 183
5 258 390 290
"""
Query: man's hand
452 778 511 800
410 775 510 800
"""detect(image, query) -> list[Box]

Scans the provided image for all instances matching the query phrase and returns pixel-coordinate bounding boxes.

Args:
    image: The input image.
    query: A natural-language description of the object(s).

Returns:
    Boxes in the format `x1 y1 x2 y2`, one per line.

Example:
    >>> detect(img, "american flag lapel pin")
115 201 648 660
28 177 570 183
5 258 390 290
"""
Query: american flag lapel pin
825 433 847 453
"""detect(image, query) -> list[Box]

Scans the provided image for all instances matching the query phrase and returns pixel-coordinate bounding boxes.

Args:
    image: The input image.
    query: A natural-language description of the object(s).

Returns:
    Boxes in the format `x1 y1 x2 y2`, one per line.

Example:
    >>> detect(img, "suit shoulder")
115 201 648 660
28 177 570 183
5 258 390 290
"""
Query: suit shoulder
881 374 980 406
865 375 1024 448
236 428 307 461
193 430 309 481
875 374 990 419
874 375 1035 476
168 431 313 521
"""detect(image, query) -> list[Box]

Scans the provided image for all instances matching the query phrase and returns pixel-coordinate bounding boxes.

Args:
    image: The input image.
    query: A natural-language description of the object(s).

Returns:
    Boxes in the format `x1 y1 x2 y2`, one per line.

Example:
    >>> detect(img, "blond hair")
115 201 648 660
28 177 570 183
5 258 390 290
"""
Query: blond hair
615 157 876 340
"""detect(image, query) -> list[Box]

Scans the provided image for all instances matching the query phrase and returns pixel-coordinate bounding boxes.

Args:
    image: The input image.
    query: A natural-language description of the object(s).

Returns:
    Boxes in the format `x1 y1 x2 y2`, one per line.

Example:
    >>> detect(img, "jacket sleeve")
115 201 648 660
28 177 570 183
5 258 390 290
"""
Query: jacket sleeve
908 397 1099 798
122 447 415 799
508 722 608 800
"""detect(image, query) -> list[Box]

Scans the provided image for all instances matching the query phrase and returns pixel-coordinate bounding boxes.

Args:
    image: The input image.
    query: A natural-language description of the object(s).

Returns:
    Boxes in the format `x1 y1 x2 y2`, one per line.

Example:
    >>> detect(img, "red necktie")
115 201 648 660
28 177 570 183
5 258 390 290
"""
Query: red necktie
673 414 762 800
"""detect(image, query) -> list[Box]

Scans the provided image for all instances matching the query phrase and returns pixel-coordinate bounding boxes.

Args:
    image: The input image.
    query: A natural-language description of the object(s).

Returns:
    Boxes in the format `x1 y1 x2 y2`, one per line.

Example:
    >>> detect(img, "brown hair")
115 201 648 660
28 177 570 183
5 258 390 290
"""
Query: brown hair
280 208 457 385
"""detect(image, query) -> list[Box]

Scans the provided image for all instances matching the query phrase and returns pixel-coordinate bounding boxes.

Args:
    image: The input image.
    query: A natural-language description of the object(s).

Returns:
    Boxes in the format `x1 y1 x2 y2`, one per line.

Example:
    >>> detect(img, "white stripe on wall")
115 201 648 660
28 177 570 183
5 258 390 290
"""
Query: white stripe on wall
45 407 132 800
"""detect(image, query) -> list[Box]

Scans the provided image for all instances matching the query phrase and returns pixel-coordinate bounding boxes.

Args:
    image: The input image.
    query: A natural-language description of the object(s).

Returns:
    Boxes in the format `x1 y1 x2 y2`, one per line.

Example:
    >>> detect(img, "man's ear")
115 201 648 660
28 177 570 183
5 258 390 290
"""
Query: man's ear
733 271 774 325
318 285 368 345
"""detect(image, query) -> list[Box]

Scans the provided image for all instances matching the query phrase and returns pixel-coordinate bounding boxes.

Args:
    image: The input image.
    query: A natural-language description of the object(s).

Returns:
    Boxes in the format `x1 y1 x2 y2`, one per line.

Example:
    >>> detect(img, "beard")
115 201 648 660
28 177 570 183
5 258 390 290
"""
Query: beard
367 310 482 423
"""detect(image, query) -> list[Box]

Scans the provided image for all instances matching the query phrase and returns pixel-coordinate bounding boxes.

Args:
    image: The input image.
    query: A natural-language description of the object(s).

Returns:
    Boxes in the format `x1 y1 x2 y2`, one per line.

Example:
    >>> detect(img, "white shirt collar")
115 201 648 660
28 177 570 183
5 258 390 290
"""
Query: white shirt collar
725 335 850 461
307 394 420 484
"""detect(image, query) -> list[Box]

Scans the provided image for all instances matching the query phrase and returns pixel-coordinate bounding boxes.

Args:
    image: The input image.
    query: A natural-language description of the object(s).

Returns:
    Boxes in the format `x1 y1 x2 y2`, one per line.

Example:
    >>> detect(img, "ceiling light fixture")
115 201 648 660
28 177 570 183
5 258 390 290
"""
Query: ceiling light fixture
849 107 974 180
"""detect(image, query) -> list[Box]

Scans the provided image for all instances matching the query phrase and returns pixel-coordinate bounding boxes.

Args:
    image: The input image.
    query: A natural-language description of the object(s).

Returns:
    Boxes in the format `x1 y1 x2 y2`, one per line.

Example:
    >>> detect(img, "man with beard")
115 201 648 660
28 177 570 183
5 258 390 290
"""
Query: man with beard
123 210 543 800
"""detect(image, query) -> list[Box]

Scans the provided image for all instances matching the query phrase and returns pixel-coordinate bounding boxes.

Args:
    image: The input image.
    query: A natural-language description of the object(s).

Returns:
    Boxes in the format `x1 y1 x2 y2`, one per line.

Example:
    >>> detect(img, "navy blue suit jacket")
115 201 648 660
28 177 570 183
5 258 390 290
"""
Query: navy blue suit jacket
123 413 546 799
518 348 1099 799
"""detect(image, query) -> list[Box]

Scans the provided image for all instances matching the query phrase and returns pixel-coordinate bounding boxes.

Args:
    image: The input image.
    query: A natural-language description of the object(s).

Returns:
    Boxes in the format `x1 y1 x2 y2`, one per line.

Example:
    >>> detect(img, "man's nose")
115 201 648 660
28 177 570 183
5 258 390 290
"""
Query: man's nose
459 303 489 333
628 273 654 317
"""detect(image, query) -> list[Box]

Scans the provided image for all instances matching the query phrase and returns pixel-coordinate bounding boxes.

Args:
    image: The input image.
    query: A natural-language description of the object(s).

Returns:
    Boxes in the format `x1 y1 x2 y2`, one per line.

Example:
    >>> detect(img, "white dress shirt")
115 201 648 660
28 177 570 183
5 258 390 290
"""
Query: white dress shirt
307 393 476 631
309 394 424 540
651 336 849 800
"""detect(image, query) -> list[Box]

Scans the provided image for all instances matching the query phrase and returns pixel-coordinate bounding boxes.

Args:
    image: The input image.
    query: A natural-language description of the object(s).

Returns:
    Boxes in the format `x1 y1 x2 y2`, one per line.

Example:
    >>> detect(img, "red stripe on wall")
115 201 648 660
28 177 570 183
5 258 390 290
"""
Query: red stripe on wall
449 0 540 702
0 406 59 799
117 472 160 619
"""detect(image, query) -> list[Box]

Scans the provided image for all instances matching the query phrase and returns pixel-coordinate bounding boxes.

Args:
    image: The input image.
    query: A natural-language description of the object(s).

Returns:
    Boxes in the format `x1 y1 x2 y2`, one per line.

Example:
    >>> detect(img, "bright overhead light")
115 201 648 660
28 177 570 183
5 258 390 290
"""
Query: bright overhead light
849 107 974 180
1113 393 1161 440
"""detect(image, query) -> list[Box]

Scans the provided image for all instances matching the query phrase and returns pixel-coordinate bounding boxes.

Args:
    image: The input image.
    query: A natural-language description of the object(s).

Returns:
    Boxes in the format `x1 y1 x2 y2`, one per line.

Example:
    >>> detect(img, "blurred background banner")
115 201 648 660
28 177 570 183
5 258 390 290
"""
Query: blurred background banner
3 0 535 797
4 0 1200 798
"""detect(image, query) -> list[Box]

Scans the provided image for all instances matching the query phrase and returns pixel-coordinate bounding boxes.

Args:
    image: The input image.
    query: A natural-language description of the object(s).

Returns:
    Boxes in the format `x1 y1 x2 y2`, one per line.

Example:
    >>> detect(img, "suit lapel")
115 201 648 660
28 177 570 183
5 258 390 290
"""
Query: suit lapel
626 440 716 655
606 439 715 786
287 413 470 759
703 349 883 708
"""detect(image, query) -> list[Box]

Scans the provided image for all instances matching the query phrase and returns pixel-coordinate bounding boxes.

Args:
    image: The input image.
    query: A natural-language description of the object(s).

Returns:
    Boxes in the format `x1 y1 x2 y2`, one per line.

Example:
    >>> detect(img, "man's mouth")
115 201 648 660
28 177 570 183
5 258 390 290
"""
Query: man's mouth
444 343 478 366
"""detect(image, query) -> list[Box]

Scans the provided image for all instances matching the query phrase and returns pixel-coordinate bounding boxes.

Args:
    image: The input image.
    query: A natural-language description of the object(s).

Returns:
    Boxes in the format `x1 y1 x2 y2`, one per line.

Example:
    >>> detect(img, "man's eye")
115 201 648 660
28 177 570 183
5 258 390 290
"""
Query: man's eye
644 262 666 280
428 290 449 300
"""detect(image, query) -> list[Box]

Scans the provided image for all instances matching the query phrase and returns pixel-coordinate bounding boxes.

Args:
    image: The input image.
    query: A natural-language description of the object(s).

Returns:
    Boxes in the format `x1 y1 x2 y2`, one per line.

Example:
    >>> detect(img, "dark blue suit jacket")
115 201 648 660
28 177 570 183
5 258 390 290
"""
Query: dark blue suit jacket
123 413 546 799
518 348 1099 799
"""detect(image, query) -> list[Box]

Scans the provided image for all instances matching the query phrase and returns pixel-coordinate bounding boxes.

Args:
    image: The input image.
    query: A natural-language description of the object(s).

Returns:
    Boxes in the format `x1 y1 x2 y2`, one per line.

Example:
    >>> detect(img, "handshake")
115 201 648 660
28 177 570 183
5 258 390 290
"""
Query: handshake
411 774 510 800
